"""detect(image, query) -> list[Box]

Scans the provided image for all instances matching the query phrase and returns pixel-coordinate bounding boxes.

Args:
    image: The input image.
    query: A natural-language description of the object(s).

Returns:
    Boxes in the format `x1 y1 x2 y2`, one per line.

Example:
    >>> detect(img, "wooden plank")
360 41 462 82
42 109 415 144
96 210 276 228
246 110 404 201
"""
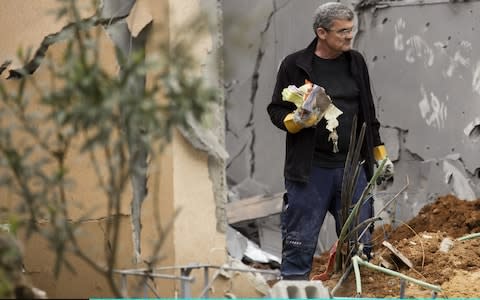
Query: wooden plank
378 254 394 270
226 192 283 224
382 241 413 269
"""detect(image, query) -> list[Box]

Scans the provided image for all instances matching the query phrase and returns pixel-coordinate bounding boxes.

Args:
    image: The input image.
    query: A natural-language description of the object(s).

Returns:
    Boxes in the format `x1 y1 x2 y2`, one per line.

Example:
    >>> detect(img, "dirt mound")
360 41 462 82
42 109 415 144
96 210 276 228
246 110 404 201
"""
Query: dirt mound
311 195 480 298
386 194 480 241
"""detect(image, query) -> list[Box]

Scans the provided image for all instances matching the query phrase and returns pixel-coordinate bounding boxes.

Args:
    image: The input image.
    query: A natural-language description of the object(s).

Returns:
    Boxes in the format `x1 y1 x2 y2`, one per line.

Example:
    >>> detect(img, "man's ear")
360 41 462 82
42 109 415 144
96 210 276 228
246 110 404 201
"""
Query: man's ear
316 27 327 40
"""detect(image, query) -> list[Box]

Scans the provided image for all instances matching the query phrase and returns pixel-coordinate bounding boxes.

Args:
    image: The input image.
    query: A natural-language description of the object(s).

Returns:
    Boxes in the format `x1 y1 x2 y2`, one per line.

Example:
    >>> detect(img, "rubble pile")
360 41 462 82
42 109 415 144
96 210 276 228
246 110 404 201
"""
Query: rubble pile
311 195 480 298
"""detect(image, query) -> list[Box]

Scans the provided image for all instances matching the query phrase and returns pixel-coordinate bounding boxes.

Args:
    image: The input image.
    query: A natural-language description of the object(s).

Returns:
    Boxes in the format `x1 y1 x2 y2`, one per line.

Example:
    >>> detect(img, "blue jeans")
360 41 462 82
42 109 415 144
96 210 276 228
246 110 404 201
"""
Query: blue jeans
280 165 373 279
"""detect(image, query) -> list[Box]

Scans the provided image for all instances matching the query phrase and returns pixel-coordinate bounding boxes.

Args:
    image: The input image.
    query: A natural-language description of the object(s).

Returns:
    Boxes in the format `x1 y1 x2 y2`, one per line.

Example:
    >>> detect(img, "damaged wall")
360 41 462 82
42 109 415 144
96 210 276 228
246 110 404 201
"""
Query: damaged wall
223 0 480 255
224 0 310 198
223 0 338 254
0 2 136 298
0 0 236 298
354 0 480 222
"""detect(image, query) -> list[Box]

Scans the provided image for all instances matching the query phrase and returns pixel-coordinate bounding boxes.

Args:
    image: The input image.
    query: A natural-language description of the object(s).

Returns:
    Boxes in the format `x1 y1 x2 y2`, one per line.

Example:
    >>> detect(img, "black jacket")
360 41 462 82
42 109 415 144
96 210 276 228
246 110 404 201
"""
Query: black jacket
267 38 382 182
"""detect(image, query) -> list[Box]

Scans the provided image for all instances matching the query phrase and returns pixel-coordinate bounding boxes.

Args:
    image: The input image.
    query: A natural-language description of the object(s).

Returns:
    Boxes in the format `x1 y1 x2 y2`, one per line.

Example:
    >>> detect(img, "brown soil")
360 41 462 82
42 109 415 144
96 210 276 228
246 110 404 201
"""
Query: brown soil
311 195 480 298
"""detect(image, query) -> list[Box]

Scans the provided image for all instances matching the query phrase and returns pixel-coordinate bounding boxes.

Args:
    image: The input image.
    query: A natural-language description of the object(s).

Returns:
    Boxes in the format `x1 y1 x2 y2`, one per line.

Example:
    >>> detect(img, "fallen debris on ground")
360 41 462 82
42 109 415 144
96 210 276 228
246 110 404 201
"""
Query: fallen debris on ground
311 194 480 298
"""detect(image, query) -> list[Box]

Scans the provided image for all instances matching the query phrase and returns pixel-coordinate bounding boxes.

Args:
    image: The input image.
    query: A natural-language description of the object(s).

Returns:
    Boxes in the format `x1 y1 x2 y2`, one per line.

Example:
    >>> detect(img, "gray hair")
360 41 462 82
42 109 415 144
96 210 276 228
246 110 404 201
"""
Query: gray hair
312 2 354 34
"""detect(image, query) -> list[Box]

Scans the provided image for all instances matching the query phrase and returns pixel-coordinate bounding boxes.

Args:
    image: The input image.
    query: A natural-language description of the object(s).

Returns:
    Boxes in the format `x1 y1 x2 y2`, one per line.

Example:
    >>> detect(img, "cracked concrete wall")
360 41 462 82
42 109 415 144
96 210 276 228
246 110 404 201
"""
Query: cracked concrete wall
223 0 480 254
354 0 480 224
224 0 329 198
223 0 340 253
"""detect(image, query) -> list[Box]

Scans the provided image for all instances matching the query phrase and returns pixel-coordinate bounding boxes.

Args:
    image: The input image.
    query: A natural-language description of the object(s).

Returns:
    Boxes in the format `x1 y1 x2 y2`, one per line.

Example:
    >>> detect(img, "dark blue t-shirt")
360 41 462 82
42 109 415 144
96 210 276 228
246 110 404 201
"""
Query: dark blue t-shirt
311 53 360 168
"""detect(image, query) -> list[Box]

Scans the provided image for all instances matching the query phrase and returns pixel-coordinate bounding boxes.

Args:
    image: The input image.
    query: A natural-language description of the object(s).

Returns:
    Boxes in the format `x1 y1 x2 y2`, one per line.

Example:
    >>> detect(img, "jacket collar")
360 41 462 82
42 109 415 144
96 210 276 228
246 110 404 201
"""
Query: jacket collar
295 38 318 77
296 37 354 77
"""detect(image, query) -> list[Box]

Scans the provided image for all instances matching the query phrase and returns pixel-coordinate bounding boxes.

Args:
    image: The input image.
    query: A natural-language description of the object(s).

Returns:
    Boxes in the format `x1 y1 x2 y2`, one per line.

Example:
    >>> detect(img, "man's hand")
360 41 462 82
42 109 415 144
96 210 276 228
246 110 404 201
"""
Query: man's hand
373 145 394 183
283 85 331 134
377 157 394 182
283 108 320 134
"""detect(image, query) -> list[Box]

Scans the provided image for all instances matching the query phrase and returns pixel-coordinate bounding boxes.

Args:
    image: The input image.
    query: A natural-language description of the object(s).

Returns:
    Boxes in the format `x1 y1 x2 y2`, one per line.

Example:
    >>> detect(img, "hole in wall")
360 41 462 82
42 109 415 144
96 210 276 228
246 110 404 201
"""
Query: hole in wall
451 148 455 152
373 56 378 62
382 17 388 24
425 22 430 27
448 36 452 40
469 124 480 139
426 146 430 150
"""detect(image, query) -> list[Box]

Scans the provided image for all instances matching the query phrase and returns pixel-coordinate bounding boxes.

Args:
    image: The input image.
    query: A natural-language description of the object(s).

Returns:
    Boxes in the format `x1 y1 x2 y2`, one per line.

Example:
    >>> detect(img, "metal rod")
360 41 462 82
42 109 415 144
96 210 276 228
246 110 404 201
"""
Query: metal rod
120 274 128 298
352 256 442 293
180 268 192 298
116 265 280 275
203 267 210 298
145 281 161 298
457 232 480 241
400 278 406 298
113 270 194 282
114 264 280 297
352 254 362 296
331 264 353 296
143 279 148 298
199 268 223 298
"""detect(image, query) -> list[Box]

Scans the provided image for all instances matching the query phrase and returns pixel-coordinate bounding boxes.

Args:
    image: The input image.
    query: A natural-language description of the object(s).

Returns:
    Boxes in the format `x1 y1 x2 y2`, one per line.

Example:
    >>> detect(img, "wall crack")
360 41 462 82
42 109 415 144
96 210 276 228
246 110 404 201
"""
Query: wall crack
3 13 128 79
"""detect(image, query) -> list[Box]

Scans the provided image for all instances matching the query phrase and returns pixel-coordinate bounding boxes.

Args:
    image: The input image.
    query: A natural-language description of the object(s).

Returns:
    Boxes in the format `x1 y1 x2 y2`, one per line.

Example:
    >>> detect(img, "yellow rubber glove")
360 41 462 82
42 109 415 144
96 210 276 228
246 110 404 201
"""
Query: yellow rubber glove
283 109 320 134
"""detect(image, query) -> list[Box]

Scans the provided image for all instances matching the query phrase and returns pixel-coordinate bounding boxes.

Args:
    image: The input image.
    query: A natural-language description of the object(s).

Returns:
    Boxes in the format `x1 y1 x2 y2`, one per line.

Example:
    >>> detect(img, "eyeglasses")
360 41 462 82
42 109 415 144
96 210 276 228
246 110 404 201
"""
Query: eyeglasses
323 27 354 37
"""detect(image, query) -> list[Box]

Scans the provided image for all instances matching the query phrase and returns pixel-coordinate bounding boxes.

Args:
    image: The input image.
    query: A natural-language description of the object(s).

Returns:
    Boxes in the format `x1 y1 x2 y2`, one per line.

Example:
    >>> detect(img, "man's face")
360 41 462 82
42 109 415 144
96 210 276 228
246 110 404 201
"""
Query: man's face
317 19 354 53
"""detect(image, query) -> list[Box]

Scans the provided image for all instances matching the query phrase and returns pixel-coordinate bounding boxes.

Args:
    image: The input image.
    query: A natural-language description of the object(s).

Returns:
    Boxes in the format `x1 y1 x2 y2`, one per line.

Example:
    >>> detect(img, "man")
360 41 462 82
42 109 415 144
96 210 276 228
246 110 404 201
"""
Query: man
267 2 394 280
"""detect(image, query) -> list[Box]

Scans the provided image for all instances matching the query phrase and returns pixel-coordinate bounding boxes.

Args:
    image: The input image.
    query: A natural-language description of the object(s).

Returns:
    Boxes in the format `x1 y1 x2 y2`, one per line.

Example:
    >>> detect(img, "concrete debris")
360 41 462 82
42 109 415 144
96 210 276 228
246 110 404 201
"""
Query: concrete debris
226 192 282 255
31 287 47 299
226 226 280 264
221 258 271 296
443 160 476 201
247 271 270 295
244 239 280 264
269 280 330 299
224 292 237 298
439 237 454 253
226 226 248 260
